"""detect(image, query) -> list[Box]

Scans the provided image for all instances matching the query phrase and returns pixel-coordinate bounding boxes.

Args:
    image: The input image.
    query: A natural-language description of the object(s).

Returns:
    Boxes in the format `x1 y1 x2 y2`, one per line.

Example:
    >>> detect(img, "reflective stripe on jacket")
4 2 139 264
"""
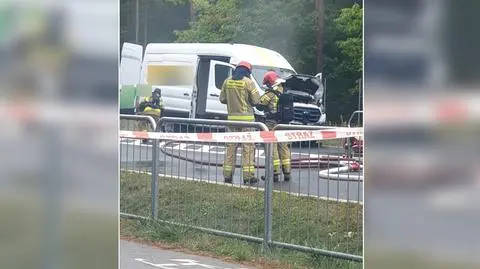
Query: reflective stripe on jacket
259 84 284 114
220 76 260 121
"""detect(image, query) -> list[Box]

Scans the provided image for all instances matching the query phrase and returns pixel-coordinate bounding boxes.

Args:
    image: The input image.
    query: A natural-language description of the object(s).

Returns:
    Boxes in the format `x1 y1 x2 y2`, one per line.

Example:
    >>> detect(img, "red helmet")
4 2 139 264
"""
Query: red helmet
263 71 278 86
237 61 252 72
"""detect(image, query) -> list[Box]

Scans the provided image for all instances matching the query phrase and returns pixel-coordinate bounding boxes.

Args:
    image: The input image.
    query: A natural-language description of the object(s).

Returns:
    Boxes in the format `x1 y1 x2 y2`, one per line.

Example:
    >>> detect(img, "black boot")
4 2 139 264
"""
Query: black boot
224 177 233 184
244 177 259 184
284 173 291 182
260 174 279 182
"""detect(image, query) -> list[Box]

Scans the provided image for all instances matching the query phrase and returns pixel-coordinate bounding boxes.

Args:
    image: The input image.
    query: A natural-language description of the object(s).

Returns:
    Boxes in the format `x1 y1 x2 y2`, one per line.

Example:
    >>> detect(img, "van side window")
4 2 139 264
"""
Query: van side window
147 65 194 86
214 64 231 89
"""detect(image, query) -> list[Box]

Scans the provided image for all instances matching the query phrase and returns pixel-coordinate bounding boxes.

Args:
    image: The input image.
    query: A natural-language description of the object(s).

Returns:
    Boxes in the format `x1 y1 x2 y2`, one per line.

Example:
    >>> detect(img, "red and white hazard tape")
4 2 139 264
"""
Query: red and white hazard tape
119 127 363 143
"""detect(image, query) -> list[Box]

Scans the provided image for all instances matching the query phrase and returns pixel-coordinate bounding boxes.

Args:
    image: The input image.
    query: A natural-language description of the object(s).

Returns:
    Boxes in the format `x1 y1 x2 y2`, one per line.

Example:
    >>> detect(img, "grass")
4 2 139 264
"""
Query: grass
121 171 363 269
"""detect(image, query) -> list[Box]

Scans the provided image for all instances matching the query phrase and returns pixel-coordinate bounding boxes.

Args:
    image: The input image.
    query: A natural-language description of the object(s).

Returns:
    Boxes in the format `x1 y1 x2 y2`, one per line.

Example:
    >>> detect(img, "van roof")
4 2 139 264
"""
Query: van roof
144 43 295 71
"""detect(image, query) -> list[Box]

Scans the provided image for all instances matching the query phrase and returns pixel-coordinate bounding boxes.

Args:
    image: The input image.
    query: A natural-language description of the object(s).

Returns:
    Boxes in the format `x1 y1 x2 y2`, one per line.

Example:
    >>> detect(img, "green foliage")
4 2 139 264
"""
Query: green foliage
164 0 190 5
322 2 363 122
175 0 241 43
335 3 363 72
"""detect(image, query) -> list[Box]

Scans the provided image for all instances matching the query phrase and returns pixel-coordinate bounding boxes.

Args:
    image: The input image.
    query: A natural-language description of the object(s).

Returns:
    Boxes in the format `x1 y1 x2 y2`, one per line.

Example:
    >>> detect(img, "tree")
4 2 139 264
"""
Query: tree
120 0 191 45
335 3 362 73
175 0 241 43
322 3 362 122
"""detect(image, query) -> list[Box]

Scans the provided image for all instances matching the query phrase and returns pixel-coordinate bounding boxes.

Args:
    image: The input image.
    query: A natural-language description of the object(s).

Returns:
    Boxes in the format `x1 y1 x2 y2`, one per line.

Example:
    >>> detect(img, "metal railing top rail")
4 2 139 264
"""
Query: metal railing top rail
159 116 269 131
348 110 363 128
120 114 157 131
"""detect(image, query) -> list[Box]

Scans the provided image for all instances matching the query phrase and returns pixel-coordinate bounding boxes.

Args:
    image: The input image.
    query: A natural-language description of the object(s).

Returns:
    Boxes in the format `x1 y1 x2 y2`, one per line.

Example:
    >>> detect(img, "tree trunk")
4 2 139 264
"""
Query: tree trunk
190 0 195 22
315 0 324 73
135 0 139 43
144 0 148 46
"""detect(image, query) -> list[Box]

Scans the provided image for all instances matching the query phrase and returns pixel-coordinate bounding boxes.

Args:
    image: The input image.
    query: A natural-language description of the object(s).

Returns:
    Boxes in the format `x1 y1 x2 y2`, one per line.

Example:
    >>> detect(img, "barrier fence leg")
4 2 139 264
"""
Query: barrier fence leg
151 139 159 220
263 142 273 252
346 138 352 159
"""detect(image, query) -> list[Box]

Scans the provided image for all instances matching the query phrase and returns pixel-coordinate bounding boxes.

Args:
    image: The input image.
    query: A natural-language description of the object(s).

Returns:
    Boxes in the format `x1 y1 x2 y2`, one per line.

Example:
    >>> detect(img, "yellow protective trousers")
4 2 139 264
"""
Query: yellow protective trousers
223 126 255 180
265 120 291 175
137 108 161 132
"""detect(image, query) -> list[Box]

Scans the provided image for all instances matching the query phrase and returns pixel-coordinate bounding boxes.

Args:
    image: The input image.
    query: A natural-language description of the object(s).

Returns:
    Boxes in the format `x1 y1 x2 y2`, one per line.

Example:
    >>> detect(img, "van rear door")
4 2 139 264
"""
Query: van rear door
142 54 197 115
207 60 234 115
120 42 143 113
189 56 200 119
120 43 143 86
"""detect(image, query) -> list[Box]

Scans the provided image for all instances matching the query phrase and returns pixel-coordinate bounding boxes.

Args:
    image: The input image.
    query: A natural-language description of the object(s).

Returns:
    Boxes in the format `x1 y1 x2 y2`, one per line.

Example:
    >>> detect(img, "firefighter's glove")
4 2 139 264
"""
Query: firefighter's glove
255 104 268 112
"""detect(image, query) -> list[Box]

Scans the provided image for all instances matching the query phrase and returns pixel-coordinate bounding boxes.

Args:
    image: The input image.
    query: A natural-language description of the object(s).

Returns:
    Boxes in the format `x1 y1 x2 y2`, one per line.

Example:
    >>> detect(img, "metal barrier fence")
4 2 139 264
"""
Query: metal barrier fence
120 115 363 262
119 114 159 219
119 114 158 131
346 110 363 159
268 124 362 259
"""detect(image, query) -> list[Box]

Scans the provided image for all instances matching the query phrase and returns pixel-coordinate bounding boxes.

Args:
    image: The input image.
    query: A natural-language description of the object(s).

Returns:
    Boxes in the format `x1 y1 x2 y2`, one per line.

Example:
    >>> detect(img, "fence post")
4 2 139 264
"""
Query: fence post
346 110 362 158
263 142 274 252
151 139 159 220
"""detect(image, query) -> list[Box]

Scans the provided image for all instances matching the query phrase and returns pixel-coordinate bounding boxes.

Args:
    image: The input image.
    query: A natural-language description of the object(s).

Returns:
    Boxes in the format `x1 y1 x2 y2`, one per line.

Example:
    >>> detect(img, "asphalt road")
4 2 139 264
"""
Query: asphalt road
121 240 253 269
120 139 363 202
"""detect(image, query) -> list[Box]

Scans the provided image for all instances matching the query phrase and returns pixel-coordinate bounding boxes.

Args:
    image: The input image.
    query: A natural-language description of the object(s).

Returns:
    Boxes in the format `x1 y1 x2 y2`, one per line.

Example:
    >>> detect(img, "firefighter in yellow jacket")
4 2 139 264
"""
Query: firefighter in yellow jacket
257 71 291 182
220 61 261 184
137 88 164 143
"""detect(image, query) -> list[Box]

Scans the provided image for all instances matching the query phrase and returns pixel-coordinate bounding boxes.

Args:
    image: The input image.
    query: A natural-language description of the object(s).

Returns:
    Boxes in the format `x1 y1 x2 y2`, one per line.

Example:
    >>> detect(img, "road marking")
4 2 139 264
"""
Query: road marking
135 258 250 269
121 140 266 158
171 259 218 268
135 258 178 268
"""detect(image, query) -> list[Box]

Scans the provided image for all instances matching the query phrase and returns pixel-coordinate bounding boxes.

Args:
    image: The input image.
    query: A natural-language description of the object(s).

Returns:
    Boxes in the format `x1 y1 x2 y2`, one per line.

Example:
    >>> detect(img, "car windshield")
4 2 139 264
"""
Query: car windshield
251 66 296 86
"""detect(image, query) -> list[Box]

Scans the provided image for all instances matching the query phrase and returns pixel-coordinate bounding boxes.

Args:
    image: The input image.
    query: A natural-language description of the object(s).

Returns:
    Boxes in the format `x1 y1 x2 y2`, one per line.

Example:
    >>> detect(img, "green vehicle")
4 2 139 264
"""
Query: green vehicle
119 84 153 114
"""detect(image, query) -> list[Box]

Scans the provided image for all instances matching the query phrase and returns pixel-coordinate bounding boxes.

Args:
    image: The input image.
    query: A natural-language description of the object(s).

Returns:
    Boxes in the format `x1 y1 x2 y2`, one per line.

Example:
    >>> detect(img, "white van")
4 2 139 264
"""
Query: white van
122 42 326 125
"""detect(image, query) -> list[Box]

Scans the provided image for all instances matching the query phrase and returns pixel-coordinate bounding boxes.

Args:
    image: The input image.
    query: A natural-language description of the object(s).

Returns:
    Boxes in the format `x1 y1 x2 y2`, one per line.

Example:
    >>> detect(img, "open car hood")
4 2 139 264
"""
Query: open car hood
282 74 322 96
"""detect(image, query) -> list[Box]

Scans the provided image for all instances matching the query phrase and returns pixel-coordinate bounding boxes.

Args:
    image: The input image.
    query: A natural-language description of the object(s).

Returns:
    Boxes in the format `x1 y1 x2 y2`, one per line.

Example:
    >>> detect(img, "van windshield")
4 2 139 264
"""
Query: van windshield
251 66 296 86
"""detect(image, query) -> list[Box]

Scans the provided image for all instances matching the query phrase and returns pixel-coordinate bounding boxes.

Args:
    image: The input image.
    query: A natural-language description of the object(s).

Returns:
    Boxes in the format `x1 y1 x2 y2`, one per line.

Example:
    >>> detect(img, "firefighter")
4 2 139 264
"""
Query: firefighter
137 88 164 143
257 71 291 182
220 61 261 184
